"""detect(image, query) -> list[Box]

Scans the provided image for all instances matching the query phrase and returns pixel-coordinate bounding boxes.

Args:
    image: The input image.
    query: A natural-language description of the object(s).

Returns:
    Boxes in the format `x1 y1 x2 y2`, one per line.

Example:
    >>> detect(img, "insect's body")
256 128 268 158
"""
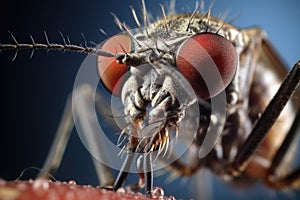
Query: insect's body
107 13 299 190
1 1 300 199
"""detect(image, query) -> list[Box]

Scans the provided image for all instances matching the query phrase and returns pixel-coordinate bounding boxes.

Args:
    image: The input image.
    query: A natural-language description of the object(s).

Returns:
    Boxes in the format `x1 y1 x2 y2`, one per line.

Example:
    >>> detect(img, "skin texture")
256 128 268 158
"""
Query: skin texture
0 179 156 200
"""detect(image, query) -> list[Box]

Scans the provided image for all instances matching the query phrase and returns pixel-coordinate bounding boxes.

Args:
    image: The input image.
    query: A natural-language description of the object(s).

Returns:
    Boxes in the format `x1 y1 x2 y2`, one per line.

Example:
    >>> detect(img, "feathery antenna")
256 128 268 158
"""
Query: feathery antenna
0 31 118 60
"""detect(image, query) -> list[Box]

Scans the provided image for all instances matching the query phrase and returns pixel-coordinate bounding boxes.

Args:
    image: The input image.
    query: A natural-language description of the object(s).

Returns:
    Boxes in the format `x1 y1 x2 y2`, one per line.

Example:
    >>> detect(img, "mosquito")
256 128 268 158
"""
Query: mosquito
0 0 299 199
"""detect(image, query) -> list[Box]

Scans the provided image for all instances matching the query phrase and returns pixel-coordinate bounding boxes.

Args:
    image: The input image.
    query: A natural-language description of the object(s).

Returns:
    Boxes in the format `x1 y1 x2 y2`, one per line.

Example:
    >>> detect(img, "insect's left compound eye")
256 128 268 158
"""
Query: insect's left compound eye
97 34 132 96
176 33 238 99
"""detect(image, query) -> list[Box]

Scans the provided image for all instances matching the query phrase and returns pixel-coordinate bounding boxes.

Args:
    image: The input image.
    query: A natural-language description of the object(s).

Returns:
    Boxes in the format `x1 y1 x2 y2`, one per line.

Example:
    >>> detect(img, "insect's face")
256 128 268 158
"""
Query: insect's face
94 15 240 166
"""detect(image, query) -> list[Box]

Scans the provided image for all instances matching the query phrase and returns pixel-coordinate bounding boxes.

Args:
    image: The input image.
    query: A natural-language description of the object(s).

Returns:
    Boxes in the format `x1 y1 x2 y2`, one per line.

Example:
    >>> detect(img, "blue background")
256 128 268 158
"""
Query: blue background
0 0 299 199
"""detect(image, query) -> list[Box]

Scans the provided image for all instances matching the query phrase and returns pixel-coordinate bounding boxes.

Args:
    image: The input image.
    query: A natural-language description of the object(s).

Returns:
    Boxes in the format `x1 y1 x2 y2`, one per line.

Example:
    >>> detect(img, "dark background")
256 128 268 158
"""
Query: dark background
0 0 299 199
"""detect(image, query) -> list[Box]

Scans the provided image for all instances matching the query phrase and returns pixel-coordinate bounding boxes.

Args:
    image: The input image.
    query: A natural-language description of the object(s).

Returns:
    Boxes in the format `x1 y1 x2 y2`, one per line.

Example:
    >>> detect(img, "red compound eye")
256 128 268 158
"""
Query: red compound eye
176 33 238 99
97 34 131 96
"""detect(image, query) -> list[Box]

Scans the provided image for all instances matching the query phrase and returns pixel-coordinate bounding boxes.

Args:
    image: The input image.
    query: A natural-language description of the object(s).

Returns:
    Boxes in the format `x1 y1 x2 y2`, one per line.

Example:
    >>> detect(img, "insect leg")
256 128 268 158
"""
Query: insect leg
113 131 139 190
39 84 115 186
113 153 135 190
37 94 74 179
144 153 153 196
112 152 153 196
73 84 115 186
265 108 300 189
112 150 154 193
230 61 300 175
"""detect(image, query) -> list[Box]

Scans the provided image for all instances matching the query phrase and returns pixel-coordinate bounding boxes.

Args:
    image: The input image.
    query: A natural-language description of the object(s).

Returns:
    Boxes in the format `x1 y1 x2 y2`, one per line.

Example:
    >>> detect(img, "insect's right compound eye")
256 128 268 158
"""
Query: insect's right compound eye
97 34 132 96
